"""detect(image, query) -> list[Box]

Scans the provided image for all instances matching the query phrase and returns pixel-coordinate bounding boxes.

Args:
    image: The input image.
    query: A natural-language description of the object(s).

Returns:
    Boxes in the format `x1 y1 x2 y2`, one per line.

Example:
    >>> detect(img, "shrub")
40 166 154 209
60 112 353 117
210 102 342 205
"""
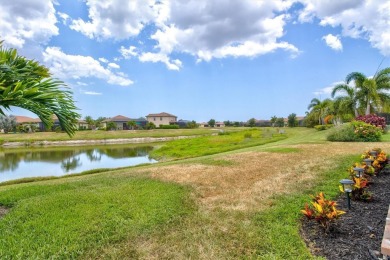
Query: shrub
355 114 386 129
327 124 356 141
301 192 345 232
314 124 333 131
327 122 382 142
159 125 179 129
351 121 382 141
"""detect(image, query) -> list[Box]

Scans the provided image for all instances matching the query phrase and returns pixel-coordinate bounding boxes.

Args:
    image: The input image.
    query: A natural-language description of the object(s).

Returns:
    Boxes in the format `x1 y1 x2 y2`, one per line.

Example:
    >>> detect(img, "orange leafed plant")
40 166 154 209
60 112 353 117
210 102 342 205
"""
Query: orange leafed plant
301 192 345 232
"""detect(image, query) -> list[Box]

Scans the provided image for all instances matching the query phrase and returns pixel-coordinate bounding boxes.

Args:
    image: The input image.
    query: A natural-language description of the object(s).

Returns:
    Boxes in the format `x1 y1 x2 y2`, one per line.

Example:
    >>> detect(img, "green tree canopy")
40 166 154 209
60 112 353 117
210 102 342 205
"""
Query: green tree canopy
247 118 256 127
287 113 298 127
208 119 216 127
0 41 79 136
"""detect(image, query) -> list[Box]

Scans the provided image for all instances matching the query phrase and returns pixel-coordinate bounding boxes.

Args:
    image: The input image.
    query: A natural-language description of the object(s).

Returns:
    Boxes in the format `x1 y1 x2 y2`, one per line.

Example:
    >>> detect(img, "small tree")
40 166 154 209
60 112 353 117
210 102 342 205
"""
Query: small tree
270 116 277 127
127 120 136 130
95 117 106 129
248 118 256 127
208 119 216 127
275 117 285 127
0 115 17 133
287 113 298 127
106 121 117 131
224 120 232 127
85 116 95 129
187 120 198 129
145 122 156 130
233 121 240 127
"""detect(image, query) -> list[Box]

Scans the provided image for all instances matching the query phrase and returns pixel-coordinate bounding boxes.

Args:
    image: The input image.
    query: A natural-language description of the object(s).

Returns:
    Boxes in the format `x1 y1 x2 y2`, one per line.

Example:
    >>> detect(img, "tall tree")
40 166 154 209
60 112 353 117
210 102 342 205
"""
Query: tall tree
0 41 79 136
287 113 298 127
307 98 333 125
331 84 359 117
345 68 390 115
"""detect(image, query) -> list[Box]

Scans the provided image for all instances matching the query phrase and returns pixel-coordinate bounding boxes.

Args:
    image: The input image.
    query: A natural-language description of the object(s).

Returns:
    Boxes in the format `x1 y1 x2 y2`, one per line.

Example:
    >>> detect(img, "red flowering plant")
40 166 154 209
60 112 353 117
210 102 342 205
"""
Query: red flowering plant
355 114 386 130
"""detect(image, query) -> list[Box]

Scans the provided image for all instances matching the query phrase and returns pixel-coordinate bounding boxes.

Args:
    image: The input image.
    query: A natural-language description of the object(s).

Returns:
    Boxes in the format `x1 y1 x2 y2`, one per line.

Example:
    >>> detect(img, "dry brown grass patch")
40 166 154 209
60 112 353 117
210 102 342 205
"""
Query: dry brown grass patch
145 142 390 211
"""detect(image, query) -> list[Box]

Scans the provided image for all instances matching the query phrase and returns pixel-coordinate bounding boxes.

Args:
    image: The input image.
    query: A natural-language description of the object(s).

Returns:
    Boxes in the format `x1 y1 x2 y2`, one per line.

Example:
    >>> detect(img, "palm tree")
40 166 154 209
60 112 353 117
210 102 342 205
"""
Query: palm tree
331 84 359 117
0 41 79 136
85 116 95 129
345 68 390 115
307 98 333 125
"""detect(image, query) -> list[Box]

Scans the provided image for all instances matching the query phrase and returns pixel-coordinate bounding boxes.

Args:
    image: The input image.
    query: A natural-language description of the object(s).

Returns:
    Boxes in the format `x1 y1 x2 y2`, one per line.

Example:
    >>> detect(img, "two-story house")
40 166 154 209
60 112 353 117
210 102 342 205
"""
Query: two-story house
146 112 177 127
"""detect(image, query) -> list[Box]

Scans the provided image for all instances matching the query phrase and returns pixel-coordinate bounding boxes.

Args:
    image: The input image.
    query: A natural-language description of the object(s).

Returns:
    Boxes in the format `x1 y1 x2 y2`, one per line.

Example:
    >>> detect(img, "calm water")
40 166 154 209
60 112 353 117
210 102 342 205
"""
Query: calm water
0 144 157 183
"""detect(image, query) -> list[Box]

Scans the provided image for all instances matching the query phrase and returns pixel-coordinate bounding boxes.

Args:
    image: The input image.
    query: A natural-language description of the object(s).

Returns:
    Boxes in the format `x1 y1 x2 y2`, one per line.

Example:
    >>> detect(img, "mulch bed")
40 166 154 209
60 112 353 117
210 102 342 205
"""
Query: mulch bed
300 167 390 260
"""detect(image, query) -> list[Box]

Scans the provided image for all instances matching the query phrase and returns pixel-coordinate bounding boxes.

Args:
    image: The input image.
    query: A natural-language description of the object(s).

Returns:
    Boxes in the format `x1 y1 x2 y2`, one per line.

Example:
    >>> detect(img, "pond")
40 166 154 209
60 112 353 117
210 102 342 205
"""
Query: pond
0 144 157 183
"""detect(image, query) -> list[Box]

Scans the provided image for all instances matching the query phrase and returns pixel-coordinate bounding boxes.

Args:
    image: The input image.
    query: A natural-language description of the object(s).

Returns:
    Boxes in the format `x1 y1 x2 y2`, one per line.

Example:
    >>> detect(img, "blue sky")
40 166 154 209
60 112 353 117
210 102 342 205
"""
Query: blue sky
1 0 389 122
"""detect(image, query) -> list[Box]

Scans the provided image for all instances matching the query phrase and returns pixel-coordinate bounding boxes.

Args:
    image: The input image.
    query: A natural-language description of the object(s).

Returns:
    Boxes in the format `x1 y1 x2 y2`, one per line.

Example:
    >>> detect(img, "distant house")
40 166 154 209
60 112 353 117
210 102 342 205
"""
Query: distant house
14 116 41 131
199 122 209 127
102 115 132 130
131 117 148 128
102 115 148 130
146 112 177 127
215 122 225 127
77 120 89 130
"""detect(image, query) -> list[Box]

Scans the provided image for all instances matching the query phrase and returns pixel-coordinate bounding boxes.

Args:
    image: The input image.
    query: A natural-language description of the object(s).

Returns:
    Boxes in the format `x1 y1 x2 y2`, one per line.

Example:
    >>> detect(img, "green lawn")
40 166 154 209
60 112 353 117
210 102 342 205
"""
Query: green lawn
150 128 287 160
0 127 387 258
0 175 193 258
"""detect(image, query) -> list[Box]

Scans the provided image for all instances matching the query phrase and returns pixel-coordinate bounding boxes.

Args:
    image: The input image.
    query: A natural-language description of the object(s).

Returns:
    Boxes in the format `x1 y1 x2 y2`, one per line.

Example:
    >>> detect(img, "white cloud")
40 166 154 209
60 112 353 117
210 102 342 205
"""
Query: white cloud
313 81 344 96
98 58 109 63
149 0 298 62
299 0 390 56
42 47 133 86
108 62 120 69
139 52 182 71
322 34 343 51
119 46 138 59
57 12 70 25
77 82 88 86
0 0 58 48
115 0 299 68
84 91 102 95
69 0 157 40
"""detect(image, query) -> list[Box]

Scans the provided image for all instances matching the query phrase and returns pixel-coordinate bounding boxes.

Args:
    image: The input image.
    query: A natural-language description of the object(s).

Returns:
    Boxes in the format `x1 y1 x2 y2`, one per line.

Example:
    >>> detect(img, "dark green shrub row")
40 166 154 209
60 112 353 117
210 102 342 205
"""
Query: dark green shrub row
314 124 334 131
159 125 179 129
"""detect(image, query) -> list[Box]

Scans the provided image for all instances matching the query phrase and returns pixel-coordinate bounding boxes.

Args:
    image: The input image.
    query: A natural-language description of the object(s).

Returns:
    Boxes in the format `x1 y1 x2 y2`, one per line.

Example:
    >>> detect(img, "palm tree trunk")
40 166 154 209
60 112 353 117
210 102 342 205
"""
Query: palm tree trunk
366 102 370 115
354 109 359 117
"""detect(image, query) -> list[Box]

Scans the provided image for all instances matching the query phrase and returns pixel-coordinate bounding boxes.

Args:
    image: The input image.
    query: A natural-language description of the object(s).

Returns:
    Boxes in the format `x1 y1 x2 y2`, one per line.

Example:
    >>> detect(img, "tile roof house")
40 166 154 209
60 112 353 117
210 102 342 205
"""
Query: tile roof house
102 115 132 130
146 112 177 127
102 115 148 130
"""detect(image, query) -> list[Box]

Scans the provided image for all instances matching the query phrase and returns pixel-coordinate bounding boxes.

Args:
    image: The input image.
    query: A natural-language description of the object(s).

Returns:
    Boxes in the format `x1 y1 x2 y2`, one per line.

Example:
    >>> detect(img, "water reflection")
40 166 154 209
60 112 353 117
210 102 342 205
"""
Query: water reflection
0 145 156 182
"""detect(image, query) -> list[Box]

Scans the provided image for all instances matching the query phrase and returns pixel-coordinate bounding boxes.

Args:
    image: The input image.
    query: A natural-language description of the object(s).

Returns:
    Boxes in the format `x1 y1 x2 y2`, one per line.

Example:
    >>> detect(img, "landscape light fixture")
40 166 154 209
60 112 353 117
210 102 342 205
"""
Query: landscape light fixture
363 158 374 166
369 150 378 160
339 179 354 210
353 167 364 178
